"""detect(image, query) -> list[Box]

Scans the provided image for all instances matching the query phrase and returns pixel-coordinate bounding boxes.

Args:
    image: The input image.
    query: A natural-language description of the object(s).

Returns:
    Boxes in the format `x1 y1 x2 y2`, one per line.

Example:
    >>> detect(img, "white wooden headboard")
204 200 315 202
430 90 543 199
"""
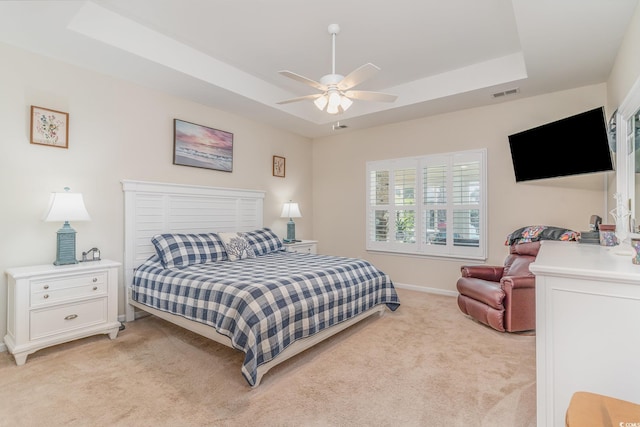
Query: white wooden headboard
122 180 265 320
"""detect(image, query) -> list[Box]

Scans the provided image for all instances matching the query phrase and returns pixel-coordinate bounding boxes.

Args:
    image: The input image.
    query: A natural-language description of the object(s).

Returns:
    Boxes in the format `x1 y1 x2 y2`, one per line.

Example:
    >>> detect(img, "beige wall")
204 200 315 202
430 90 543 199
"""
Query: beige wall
0 42 312 338
312 84 611 293
607 2 640 109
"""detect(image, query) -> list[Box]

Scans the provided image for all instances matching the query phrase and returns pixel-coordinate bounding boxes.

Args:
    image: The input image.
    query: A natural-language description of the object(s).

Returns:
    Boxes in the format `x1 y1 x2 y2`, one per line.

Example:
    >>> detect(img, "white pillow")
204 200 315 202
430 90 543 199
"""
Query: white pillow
218 232 257 261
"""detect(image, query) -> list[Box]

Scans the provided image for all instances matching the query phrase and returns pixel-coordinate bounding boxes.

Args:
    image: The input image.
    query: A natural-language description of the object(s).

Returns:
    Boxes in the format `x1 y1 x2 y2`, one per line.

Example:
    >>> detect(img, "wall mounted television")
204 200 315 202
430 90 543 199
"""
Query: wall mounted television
508 107 614 182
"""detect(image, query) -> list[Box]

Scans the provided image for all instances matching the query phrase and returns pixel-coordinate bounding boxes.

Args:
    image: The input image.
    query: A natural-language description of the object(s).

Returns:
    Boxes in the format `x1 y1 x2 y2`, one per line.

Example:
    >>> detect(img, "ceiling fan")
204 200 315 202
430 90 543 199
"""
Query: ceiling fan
277 24 397 114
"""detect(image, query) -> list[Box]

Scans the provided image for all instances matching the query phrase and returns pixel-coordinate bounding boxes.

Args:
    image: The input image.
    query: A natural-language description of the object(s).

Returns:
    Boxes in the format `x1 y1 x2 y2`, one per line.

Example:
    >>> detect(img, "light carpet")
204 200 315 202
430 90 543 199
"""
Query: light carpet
0 289 536 426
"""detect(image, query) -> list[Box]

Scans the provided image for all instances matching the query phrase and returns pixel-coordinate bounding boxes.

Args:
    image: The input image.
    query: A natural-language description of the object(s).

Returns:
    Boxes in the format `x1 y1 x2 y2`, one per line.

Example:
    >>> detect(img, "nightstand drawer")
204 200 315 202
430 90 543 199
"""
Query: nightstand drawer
31 282 107 306
283 240 318 254
31 272 106 293
287 244 314 254
30 272 107 307
30 297 108 340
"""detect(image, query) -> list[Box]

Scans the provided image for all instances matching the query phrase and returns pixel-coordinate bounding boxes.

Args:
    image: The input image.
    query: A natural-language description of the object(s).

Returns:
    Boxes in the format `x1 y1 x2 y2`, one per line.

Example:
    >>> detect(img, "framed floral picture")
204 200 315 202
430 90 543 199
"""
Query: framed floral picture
30 106 69 148
273 155 285 177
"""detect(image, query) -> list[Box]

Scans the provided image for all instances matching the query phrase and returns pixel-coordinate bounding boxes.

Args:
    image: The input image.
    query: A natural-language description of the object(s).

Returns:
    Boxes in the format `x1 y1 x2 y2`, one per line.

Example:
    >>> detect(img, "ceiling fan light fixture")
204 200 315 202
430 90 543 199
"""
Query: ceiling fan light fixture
314 95 328 111
340 95 353 111
277 24 396 113
328 91 341 109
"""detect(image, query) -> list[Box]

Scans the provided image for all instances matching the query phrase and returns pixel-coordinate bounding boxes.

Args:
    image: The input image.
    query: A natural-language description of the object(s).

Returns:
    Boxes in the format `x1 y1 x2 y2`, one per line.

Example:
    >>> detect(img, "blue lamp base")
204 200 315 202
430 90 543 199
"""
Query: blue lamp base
284 219 300 243
54 221 78 265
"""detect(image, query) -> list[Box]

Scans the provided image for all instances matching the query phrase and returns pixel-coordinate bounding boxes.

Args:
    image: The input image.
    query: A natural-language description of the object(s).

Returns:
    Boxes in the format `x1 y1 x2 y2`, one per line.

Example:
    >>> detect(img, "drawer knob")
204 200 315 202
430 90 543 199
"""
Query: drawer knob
93 286 98 291
64 314 78 321
43 294 49 299
92 278 98 283
43 285 49 290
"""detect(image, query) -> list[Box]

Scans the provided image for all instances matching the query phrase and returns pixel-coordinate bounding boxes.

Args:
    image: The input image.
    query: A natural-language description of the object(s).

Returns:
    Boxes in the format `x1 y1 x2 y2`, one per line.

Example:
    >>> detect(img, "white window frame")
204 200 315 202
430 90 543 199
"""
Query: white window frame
366 149 487 260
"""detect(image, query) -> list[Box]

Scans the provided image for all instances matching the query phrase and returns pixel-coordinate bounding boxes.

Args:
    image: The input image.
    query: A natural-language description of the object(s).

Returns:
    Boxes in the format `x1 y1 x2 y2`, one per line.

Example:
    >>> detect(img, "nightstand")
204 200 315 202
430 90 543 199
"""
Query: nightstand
283 240 318 254
4 259 121 365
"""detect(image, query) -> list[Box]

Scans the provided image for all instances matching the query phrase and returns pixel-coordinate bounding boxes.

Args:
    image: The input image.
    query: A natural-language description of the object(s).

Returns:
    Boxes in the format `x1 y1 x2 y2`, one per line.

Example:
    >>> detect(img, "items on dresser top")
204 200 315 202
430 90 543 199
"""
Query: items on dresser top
598 224 617 246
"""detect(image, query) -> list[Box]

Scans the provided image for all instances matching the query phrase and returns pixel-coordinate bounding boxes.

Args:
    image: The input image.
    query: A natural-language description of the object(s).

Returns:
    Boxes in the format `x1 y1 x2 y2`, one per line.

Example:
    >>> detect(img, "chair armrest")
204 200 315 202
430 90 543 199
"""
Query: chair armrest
460 265 504 282
501 275 535 290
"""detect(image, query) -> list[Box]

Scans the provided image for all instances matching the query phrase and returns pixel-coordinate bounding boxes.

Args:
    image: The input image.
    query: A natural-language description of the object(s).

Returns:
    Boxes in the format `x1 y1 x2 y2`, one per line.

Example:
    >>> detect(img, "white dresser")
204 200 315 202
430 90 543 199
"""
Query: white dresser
530 241 640 426
4 259 121 365
283 240 318 254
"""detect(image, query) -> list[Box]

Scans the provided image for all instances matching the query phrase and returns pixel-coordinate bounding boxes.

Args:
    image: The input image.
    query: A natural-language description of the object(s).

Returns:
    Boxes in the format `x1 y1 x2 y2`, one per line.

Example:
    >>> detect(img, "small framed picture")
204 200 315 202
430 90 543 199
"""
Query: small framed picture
273 155 285 177
30 106 69 148
174 119 233 172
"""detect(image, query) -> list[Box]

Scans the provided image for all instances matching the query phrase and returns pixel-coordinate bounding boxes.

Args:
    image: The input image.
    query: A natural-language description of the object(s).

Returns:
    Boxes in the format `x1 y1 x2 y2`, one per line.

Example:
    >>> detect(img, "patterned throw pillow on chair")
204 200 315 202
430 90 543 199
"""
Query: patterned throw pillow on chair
218 232 257 261
505 225 579 246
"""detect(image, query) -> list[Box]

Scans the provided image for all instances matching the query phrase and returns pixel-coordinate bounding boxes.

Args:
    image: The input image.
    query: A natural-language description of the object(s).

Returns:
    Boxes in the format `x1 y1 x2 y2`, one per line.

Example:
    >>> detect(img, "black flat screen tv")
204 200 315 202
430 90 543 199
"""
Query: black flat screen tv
508 107 614 182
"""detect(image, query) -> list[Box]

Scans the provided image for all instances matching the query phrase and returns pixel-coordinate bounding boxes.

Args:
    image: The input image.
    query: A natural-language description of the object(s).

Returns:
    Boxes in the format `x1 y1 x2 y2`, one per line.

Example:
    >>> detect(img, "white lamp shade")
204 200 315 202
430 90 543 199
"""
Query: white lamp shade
43 192 91 222
328 91 341 109
280 202 302 218
314 95 328 111
340 96 353 111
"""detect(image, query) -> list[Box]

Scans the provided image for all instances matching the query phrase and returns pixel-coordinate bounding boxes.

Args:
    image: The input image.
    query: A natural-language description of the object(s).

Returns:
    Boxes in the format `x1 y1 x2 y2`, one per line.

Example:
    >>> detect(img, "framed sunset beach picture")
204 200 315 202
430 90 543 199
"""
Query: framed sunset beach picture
173 119 233 172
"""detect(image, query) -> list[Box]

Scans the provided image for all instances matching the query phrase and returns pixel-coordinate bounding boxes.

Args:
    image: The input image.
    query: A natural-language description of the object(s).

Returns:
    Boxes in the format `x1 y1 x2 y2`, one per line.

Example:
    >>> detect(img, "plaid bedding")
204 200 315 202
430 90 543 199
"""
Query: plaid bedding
132 251 400 386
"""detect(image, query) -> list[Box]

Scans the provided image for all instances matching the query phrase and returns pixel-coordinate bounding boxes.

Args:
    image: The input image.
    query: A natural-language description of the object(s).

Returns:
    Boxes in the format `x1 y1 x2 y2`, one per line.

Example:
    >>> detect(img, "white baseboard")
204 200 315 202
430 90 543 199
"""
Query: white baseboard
0 342 6 353
393 282 458 297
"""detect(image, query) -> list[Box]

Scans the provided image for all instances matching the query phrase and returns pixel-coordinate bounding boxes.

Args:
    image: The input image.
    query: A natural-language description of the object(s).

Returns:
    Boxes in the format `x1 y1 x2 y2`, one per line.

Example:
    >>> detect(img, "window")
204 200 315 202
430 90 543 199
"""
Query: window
366 149 486 260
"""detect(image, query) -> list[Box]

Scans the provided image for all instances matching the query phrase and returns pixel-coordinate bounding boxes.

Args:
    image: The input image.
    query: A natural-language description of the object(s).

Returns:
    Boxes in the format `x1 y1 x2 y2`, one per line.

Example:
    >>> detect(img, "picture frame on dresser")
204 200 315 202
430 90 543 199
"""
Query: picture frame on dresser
30 105 69 149
173 119 233 172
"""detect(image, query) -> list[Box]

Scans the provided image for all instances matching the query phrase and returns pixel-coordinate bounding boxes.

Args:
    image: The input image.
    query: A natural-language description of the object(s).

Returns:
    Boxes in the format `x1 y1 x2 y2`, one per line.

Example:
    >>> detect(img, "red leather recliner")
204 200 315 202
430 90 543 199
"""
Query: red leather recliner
456 241 540 332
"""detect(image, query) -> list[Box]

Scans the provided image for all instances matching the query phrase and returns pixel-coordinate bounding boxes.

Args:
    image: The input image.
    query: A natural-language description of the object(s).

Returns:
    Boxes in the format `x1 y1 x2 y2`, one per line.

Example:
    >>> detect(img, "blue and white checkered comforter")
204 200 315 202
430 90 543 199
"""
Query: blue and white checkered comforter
132 251 400 385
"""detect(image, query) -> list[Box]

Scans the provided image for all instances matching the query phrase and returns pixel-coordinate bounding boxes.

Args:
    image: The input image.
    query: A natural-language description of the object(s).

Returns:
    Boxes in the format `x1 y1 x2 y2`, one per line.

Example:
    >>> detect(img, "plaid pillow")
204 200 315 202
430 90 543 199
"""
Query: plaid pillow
243 228 284 256
151 233 228 268
218 232 257 261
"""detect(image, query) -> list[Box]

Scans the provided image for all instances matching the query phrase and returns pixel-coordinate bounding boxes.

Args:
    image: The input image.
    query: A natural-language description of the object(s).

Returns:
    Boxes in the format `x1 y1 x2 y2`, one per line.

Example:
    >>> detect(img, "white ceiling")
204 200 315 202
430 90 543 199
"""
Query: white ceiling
0 0 638 138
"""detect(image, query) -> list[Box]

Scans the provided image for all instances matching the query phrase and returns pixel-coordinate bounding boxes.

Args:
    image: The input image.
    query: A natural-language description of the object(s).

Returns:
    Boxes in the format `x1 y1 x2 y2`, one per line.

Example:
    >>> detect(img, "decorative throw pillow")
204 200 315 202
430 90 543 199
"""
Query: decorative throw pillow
505 225 579 246
243 227 284 256
151 233 228 268
218 232 257 261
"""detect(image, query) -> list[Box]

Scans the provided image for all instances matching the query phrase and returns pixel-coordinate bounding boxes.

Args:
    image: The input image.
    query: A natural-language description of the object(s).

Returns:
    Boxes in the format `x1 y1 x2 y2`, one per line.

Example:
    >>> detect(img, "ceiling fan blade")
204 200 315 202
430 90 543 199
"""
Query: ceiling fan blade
338 63 381 91
344 90 397 103
277 94 323 105
278 70 327 91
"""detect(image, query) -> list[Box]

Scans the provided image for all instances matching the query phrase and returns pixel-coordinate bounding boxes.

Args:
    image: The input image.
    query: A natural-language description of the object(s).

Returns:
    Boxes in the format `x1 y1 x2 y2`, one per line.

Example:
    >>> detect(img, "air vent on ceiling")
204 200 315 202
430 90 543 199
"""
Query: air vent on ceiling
492 88 520 98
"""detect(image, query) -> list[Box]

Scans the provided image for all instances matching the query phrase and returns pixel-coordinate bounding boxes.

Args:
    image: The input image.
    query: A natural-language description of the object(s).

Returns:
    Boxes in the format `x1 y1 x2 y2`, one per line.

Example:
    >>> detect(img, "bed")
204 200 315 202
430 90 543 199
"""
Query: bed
122 180 400 387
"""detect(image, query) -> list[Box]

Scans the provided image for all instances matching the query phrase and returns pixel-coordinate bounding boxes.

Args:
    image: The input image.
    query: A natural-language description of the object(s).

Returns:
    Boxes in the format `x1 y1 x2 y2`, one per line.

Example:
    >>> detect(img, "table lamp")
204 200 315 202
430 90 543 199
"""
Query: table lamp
43 187 91 265
280 201 302 243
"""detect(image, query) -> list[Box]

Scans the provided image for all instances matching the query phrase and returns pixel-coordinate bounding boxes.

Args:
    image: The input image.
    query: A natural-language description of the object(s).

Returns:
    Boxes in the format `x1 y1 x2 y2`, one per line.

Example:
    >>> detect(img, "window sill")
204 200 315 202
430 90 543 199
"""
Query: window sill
366 248 487 262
